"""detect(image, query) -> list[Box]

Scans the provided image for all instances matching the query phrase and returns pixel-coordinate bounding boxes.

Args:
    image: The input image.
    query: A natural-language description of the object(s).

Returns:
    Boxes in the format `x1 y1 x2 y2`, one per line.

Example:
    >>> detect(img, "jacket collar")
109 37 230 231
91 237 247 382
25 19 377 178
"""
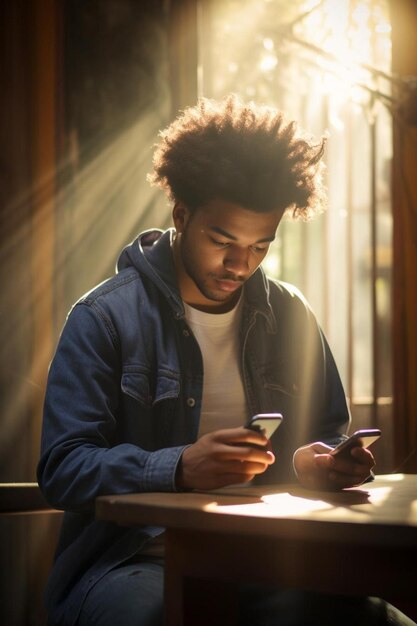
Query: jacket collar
243 268 277 334
121 228 277 330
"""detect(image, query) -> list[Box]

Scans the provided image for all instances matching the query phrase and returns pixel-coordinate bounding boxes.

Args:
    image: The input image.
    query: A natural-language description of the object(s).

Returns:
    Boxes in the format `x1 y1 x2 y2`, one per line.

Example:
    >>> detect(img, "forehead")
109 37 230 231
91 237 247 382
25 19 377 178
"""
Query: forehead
193 198 282 239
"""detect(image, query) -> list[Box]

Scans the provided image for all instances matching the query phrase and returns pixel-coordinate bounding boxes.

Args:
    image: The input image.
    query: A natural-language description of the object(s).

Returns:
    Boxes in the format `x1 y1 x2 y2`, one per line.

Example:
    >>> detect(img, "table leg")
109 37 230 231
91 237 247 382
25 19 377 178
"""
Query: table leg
164 530 184 626
164 530 238 626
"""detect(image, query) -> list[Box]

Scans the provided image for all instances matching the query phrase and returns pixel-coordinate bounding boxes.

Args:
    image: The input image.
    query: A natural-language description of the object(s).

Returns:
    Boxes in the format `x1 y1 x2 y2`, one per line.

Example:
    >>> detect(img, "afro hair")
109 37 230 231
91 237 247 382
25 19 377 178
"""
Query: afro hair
148 94 327 220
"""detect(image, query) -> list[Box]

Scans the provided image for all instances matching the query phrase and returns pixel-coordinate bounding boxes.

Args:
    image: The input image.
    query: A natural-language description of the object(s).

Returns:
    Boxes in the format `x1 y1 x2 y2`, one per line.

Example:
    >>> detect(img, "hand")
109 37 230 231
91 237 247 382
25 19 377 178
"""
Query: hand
293 441 375 491
176 427 275 490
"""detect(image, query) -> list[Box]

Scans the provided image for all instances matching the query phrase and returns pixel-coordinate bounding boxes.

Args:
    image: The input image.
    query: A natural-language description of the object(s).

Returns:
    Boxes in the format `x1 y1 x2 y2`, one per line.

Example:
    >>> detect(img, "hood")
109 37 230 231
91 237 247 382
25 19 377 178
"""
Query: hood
116 228 185 318
116 228 277 329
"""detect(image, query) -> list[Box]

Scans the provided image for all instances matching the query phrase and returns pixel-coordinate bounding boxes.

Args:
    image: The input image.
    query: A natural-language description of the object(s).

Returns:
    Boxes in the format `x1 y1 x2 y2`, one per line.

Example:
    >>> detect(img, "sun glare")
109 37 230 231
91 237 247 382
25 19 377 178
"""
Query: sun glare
204 493 333 517
294 0 391 104
201 0 392 404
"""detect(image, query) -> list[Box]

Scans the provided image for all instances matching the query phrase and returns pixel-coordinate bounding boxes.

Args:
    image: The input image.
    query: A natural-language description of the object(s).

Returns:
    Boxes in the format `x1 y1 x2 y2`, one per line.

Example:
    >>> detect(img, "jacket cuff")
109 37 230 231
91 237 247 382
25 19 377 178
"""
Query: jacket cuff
143 445 191 492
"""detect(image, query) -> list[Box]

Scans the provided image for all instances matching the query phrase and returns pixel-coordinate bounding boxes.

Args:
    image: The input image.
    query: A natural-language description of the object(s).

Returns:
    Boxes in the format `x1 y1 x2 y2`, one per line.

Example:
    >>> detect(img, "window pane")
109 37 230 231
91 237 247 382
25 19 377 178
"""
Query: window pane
199 0 392 407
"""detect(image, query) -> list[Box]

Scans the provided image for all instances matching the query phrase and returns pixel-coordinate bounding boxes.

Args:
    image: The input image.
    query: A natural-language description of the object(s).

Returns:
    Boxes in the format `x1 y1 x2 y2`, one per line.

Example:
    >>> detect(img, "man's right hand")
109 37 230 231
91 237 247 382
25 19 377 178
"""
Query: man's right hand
175 427 275 490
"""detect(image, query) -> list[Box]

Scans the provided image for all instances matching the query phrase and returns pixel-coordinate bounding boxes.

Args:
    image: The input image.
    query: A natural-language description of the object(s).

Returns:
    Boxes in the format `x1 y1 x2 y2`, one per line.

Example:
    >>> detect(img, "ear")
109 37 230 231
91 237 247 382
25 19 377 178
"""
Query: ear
172 202 191 234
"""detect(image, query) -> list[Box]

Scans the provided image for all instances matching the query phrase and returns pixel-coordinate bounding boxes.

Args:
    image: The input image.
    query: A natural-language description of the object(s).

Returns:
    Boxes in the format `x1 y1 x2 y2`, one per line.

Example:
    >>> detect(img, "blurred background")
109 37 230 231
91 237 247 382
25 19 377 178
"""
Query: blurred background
1 1 417 621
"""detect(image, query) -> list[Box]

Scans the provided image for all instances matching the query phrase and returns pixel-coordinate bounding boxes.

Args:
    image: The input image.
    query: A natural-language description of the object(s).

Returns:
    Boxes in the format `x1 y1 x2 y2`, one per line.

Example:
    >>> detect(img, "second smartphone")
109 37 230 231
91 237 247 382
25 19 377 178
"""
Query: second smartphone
244 413 283 439
330 428 381 458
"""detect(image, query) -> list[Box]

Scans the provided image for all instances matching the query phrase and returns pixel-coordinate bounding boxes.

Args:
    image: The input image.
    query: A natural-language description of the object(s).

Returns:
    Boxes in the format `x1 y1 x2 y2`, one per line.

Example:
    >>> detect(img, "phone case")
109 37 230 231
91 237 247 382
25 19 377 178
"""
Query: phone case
330 429 381 456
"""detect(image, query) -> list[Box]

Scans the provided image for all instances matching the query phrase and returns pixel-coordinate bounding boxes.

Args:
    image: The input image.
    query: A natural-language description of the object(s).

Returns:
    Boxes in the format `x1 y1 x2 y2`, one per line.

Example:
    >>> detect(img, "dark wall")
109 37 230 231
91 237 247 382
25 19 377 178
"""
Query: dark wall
0 2 38 482
0 0 173 482
57 0 172 324
65 0 170 163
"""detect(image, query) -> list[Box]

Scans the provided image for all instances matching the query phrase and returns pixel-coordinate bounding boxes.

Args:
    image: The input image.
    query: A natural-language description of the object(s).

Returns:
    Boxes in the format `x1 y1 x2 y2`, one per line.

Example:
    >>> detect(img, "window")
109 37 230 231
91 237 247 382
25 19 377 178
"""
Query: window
199 0 393 462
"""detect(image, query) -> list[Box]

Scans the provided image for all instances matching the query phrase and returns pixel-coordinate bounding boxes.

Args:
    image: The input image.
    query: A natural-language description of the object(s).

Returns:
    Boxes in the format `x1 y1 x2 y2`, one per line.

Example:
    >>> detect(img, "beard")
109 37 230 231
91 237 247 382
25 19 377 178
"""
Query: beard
179 224 244 304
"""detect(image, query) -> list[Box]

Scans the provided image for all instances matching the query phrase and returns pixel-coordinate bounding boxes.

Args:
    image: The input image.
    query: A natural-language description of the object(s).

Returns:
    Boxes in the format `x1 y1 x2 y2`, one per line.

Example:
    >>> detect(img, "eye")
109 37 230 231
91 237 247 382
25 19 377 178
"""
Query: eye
251 245 268 253
210 237 230 248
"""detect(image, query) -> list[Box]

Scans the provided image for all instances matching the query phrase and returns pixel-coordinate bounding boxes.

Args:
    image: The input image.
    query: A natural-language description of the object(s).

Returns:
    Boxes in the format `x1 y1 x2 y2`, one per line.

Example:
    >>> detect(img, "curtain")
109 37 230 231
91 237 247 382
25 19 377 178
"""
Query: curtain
391 0 417 472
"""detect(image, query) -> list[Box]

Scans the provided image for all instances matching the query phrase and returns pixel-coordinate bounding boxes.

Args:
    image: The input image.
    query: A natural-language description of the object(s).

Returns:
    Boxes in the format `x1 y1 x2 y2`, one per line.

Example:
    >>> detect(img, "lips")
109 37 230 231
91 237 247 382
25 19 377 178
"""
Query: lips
214 278 243 292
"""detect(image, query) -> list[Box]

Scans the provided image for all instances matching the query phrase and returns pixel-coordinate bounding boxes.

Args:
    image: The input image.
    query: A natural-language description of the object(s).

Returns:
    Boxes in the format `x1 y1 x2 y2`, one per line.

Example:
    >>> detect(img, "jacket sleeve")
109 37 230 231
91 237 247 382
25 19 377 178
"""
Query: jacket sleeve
37 302 187 512
293 285 351 447
310 326 350 444
271 280 351 450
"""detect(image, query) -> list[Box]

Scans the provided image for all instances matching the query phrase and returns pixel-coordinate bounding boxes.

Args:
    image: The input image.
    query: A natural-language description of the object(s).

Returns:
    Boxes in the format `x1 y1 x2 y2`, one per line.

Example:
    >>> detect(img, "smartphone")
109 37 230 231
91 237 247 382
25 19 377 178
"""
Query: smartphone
244 413 283 440
330 428 381 458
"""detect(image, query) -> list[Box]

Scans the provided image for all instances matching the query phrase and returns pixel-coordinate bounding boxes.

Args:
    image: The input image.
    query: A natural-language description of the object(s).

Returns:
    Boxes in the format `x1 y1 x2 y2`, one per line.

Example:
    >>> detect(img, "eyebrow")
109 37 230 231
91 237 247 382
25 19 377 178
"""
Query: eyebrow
210 226 276 244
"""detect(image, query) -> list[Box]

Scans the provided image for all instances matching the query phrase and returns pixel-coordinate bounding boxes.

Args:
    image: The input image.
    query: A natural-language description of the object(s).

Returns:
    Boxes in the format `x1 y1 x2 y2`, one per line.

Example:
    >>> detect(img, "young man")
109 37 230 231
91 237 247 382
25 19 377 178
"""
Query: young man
38 96 414 626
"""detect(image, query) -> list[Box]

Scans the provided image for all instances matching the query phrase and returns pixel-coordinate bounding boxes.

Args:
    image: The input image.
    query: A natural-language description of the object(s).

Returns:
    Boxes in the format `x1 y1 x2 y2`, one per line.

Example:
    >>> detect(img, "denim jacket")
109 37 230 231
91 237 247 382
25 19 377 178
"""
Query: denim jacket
37 229 350 626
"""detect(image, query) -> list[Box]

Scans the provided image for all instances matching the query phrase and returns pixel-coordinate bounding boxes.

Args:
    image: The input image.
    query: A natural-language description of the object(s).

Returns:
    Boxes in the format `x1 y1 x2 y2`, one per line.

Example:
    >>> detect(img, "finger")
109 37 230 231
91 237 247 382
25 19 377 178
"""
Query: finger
214 428 269 448
203 449 274 482
223 459 273 475
313 454 368 487
331 445 375 469
220 444 275 465
316 462 371 491
315 451 372 474
350 446 375 467
310 442 334 455
332 455 375 479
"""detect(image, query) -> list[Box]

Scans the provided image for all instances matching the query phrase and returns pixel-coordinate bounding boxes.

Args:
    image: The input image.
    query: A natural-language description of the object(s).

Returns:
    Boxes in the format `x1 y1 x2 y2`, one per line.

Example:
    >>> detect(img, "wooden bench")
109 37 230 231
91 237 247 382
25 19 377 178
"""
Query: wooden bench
0 482 52 513
0 483 63 626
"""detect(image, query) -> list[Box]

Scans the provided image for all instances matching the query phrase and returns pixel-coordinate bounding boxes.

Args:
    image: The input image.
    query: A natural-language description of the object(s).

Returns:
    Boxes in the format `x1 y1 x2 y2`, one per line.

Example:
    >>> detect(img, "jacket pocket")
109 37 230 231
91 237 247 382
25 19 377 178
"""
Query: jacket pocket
260 364 300 399
264 380 299 398
121 367 180 407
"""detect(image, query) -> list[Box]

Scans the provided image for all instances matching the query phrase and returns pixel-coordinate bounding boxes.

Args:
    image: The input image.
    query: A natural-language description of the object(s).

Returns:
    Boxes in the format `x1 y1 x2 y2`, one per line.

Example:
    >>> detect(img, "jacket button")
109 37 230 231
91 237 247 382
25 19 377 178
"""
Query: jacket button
183 329 190 337
186 397 196 407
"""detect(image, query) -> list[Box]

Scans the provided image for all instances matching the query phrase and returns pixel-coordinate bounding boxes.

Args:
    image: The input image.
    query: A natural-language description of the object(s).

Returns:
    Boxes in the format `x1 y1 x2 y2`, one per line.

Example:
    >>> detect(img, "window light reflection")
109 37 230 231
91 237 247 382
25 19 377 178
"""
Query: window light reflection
381 472 404 481
202 476 417 526
259 54 278 72
204 494 332 518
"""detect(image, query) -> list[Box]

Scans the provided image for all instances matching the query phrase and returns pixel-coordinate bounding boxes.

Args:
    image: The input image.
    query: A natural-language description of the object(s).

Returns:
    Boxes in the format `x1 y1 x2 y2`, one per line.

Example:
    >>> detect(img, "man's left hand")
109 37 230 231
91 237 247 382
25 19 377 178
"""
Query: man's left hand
293 441 375 490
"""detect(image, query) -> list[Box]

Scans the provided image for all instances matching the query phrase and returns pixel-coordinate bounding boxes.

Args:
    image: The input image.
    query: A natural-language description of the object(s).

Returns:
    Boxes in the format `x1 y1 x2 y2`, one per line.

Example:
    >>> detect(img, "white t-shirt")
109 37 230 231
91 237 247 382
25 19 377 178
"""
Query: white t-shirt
141 295 250 556
184 294 249 438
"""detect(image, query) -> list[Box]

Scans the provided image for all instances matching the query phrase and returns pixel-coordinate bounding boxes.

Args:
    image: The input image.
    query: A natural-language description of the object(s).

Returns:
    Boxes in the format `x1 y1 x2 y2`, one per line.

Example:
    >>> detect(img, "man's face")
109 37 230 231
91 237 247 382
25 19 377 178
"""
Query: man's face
172 198 283 312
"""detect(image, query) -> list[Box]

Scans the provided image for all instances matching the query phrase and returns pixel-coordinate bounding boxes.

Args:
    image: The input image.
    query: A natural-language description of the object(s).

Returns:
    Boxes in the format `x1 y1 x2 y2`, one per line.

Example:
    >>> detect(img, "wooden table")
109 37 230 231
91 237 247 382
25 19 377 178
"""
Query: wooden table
96 474 417 625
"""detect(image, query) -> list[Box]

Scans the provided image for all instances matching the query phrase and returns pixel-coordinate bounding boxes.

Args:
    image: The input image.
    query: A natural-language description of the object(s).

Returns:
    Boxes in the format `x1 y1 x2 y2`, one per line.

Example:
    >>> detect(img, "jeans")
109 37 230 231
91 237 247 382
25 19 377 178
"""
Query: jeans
76 558 416 626
77 559 164 626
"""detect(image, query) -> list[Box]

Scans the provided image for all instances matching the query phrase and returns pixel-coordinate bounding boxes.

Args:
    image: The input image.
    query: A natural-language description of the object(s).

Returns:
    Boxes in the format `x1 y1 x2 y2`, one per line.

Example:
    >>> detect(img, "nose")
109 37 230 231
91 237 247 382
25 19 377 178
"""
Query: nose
223 247 250 276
